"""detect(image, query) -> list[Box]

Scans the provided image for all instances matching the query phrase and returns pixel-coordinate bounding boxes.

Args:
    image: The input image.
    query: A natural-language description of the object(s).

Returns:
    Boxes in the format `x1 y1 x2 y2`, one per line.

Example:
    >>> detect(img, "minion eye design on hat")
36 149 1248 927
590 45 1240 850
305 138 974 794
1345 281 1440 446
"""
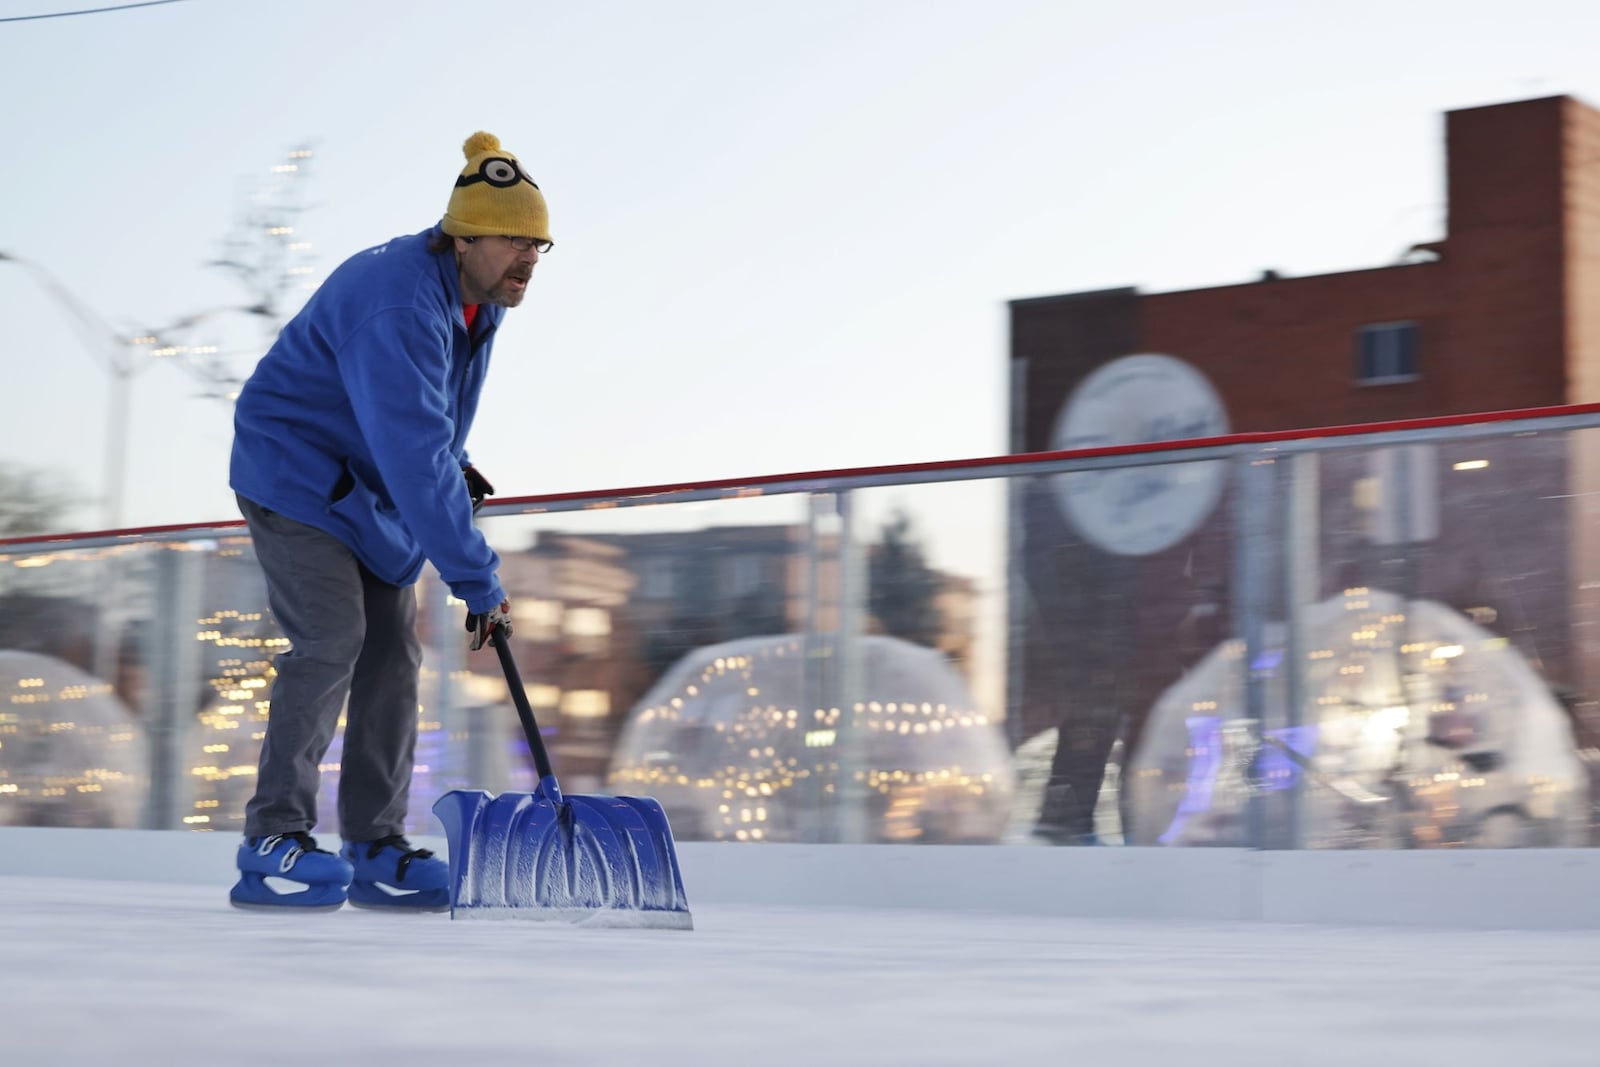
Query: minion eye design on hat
441 131 551 242
456 156 539 190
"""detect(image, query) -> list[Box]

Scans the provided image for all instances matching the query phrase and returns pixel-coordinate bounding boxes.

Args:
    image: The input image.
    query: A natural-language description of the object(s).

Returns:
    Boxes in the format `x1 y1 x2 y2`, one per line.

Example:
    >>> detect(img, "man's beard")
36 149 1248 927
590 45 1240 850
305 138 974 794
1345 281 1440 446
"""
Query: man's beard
487 272 530 307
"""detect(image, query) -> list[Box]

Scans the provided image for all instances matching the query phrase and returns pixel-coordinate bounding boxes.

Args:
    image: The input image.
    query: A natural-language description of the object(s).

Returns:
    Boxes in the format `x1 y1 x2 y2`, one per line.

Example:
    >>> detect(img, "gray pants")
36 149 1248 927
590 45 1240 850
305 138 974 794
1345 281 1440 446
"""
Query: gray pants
237 494 423 842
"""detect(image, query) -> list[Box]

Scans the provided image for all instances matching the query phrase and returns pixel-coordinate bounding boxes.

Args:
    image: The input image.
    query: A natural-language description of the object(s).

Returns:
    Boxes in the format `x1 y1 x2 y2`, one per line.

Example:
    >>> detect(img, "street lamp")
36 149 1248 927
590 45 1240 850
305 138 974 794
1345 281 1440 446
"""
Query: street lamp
0 145 310 528
0 253 275 528
0 250 143 531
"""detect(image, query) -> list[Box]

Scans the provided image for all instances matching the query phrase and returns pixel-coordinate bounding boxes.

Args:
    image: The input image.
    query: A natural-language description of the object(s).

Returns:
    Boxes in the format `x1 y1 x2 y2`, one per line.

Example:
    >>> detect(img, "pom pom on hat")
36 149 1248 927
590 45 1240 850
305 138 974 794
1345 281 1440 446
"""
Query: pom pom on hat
441 131 551 242
462 131 501 158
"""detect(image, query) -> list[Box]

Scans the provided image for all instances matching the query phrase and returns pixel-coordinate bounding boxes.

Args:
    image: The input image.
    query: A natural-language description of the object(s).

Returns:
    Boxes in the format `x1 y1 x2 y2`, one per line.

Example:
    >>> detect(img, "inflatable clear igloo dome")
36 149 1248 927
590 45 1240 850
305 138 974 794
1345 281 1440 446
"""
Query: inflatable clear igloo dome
1125 589 1589 848
609 634 1014 843
0 650 148 828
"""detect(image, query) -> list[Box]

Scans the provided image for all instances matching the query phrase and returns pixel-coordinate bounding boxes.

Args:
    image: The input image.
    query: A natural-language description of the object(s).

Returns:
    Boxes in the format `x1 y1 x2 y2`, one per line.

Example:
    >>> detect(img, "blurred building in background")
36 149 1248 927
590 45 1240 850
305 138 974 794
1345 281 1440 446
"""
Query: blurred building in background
1010 94 1600 842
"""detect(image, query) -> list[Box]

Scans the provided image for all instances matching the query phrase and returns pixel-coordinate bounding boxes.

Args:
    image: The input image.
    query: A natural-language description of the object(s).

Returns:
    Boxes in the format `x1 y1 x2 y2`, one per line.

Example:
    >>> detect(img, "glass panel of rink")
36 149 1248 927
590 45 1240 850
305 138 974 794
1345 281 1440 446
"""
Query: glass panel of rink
1270 430 1596 850
1 416 1595 848
0 531 269 831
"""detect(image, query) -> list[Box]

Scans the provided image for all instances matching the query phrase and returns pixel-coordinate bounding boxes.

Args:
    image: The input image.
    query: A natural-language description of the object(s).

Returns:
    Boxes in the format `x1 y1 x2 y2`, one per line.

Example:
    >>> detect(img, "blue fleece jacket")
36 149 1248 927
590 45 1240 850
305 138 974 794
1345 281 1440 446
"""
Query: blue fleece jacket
230 225 507 613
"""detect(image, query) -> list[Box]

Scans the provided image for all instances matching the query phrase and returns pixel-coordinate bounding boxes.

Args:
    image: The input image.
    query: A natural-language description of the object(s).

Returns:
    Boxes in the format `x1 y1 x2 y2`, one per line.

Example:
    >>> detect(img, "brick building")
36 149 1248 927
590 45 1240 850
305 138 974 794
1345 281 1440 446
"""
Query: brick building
1009 95 1600 841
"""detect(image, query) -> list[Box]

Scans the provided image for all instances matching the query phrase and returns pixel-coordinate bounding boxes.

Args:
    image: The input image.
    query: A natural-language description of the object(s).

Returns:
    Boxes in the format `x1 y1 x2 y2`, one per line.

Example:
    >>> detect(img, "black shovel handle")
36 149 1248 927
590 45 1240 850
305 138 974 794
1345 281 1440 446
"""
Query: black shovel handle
490 626 556 783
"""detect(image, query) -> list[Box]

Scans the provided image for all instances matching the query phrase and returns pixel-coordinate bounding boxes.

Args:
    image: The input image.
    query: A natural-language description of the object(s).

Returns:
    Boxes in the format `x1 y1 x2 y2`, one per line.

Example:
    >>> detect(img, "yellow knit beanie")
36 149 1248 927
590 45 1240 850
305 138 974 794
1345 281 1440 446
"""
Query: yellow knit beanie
440 131 551 242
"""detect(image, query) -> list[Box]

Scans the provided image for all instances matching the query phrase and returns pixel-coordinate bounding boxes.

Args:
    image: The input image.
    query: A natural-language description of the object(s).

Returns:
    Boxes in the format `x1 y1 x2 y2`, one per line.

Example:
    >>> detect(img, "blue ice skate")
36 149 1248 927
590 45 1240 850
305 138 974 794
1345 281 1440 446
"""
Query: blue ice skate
230 832 354 910
342 835 450 911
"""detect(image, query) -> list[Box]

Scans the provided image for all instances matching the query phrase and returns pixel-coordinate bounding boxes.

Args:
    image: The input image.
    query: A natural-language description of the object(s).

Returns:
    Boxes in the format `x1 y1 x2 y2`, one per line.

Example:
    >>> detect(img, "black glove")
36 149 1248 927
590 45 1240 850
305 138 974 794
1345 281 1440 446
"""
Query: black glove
463 465 495 514
466 600 512 651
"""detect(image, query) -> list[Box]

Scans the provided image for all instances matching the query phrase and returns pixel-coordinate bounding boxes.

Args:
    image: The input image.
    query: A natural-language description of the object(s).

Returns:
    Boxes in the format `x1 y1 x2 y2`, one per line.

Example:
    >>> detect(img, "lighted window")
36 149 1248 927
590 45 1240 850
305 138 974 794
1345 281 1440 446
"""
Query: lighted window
561 690 611 719
527 684 561 708
521 598 563 641
563 607 611 656
563 607 611 637
1355 322 1419 384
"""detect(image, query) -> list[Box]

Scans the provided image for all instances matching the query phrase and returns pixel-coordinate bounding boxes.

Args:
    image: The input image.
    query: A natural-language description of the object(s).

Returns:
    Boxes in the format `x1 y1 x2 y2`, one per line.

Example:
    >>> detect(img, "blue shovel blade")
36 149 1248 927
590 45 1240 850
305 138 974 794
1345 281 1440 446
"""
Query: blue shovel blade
432 785 693 929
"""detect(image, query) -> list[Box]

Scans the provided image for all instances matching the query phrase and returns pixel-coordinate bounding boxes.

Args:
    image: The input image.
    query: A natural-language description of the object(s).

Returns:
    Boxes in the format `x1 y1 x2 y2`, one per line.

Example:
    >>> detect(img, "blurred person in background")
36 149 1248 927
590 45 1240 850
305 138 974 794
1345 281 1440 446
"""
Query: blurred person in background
225 131 552 911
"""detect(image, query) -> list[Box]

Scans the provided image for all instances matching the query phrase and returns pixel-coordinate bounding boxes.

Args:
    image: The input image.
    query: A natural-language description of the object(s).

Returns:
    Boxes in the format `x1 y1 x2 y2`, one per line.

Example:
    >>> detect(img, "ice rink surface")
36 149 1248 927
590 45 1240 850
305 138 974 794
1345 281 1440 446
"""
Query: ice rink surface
2 874 1598 1067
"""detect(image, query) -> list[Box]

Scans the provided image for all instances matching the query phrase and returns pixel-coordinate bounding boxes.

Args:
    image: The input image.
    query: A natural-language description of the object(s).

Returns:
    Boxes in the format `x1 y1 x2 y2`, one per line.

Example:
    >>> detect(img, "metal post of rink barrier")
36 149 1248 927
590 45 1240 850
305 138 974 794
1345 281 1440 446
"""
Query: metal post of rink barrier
426 571 473 789
802 491 831 842
1231 450 1277 851
146 544 202 830
1283 451 1321 851
834 488 868 845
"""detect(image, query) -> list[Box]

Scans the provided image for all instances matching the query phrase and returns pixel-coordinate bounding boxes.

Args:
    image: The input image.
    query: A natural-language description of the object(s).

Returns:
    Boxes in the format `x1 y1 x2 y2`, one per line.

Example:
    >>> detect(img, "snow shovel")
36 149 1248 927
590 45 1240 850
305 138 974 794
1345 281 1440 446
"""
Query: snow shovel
432 627 693 928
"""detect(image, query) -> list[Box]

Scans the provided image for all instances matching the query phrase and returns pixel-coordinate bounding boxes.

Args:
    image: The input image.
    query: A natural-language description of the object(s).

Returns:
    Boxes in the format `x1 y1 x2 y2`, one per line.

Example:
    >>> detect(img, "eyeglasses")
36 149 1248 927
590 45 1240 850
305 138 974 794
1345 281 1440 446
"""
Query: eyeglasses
506 234 553 253
467 234 552 254
496 235 553 254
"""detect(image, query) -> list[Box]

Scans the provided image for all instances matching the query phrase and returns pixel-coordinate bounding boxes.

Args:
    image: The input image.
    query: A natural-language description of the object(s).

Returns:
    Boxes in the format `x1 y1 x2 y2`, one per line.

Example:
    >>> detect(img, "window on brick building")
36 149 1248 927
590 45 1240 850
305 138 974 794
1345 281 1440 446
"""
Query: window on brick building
1355 322 1420 384
727 553 766 596
640 556 676 599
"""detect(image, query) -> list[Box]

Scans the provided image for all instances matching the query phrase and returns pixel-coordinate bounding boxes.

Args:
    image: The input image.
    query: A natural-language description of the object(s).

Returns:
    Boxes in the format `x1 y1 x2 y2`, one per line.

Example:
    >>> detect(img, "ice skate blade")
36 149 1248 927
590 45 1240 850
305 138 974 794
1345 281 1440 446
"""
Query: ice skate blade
230 873 349 911
347 880 449 912
229 898 346 913
346 898 450 914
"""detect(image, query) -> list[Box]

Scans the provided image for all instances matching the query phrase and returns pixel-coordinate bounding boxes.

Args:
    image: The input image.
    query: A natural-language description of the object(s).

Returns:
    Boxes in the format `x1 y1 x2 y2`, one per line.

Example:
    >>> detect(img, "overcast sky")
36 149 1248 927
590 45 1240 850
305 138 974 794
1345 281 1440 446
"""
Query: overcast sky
0 0 1593 533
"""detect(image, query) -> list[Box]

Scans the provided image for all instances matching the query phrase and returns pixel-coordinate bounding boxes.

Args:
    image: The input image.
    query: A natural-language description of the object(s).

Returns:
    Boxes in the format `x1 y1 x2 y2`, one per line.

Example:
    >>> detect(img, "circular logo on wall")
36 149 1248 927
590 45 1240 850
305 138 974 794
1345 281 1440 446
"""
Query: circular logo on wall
1049 353 1230 556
